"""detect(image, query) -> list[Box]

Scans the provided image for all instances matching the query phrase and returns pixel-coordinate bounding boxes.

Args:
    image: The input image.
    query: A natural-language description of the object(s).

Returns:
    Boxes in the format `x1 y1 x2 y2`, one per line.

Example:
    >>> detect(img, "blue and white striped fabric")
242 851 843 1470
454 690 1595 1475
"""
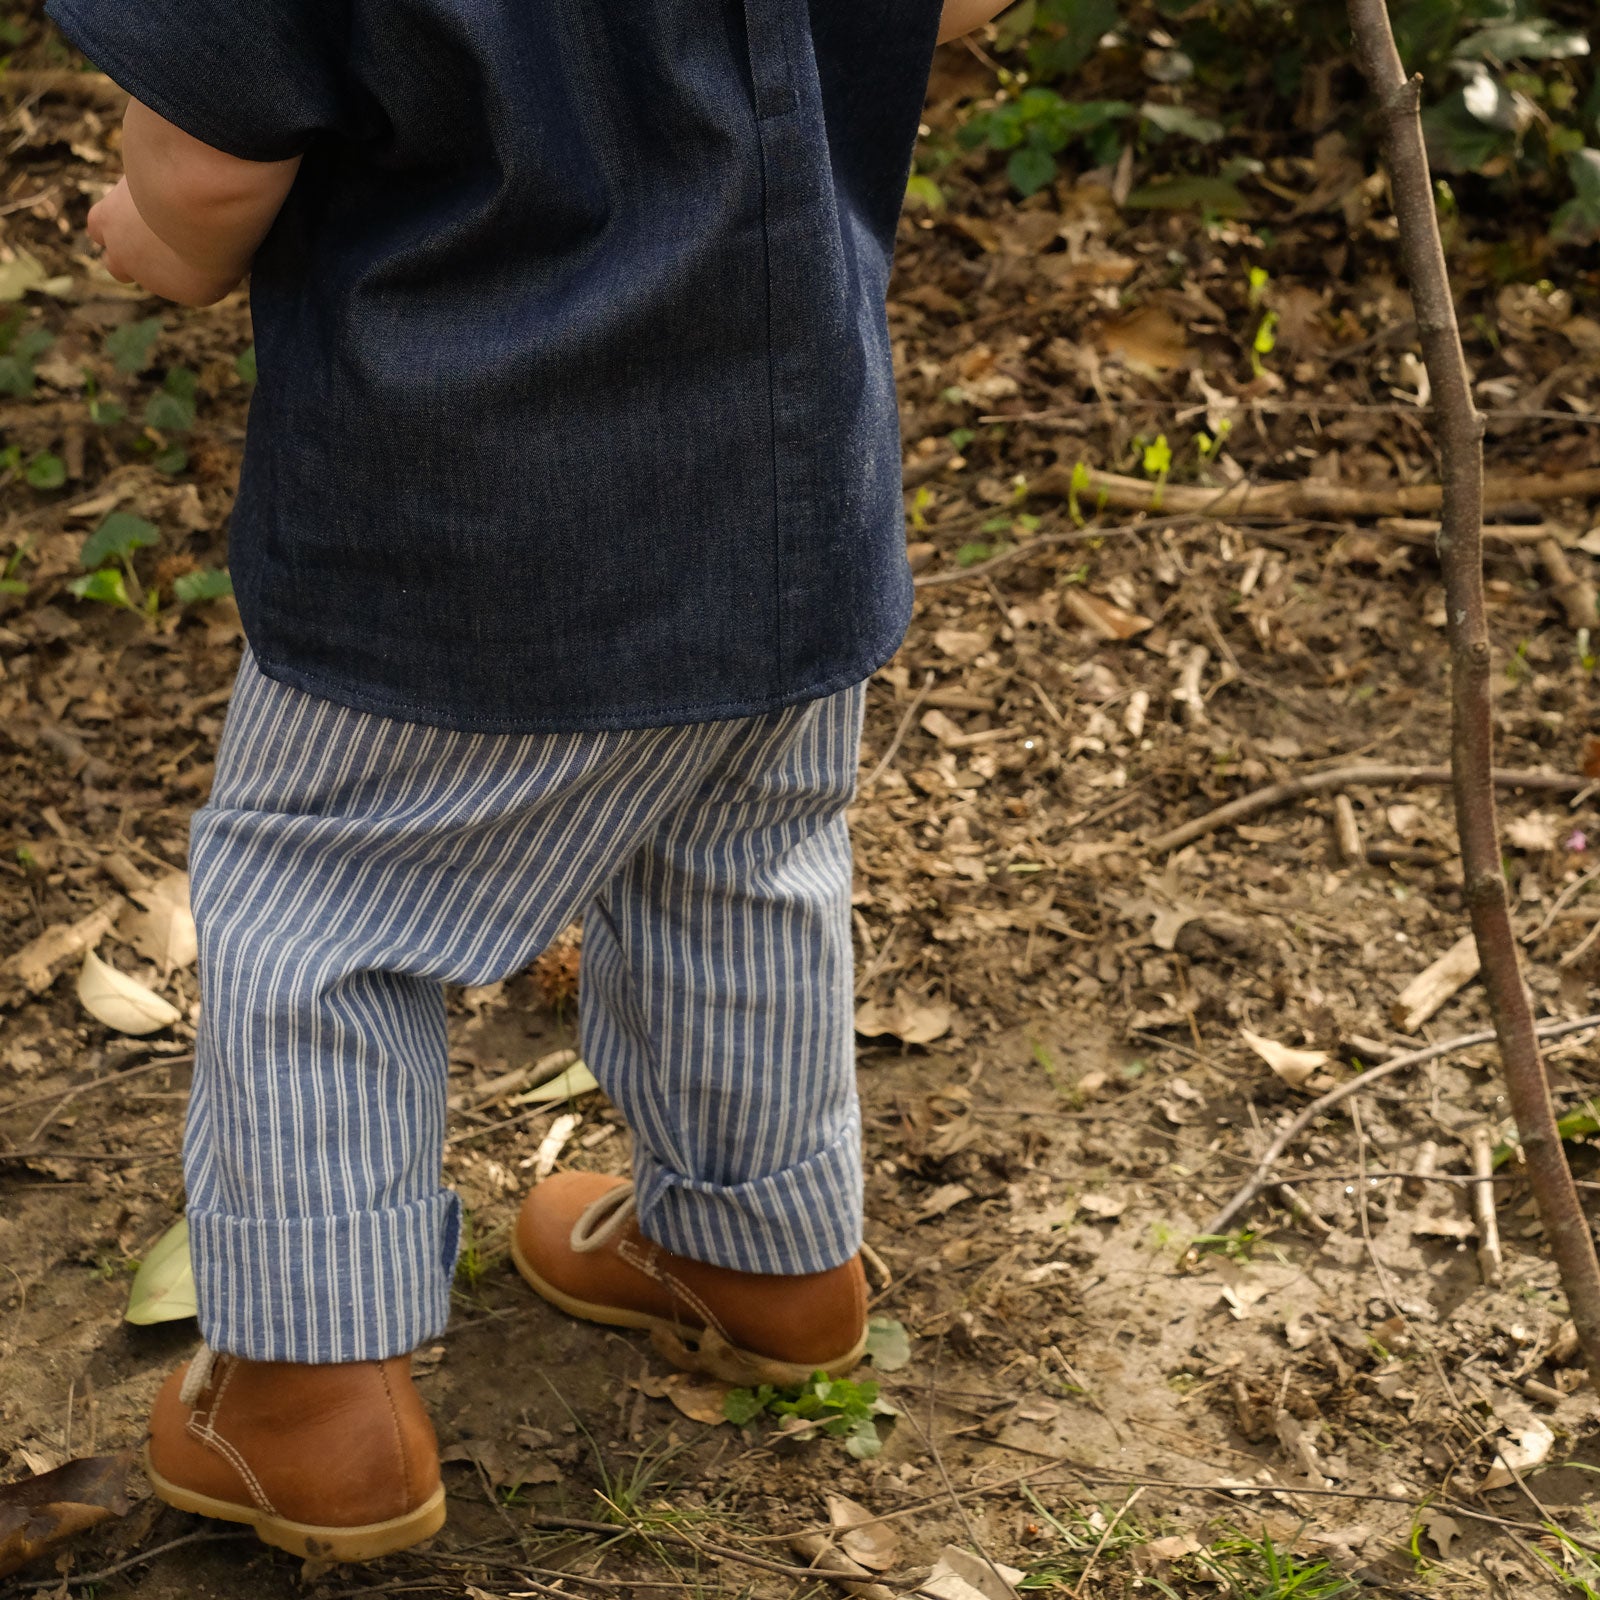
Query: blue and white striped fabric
185 651 866 1364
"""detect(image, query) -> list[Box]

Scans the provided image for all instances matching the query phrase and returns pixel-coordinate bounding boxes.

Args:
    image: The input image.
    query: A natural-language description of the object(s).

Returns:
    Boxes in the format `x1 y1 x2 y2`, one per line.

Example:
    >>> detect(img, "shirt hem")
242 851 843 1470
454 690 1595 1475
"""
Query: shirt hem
245 645 904 735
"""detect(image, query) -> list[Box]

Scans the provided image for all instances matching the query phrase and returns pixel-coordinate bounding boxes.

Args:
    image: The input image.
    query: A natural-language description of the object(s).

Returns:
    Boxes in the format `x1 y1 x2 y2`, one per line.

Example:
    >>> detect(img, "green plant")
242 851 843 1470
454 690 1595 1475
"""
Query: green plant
0 311 54 397
144 366 198 434
1194 1529 1357 1598
724 1370 898 1459
25 451 64 490
1017 1485 1176 1593
957 0 1599 238
0 536 33 598
104 316 161 374
1531 1517 1600 1595
69 511 160 613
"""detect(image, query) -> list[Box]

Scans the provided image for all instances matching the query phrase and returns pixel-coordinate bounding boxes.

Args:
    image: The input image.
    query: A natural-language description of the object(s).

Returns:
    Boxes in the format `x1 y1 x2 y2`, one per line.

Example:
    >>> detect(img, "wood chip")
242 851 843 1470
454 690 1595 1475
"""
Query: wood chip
1390 933 1480 1032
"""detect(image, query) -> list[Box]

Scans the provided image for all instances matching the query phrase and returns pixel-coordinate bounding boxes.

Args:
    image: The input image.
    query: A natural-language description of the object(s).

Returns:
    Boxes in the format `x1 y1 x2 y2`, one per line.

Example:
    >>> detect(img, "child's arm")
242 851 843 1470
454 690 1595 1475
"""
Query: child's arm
939 0 1018 43
88 100 300 307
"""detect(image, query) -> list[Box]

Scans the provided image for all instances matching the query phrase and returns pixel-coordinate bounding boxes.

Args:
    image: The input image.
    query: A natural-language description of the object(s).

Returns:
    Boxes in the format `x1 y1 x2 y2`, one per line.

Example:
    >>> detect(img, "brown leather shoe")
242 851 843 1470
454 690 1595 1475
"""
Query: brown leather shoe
512 1173 868 1385
144 1346 446 1561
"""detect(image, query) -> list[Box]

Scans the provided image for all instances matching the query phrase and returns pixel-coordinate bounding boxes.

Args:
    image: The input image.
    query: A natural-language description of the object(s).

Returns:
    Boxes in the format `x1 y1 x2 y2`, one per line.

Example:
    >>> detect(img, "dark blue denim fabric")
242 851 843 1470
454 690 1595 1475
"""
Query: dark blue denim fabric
46 0 942 732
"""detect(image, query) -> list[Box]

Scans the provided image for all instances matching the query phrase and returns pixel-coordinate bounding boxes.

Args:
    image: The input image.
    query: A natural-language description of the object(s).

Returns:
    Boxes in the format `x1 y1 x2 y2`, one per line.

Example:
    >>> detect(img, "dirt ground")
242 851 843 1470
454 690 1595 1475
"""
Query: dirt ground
5 22 1600 1600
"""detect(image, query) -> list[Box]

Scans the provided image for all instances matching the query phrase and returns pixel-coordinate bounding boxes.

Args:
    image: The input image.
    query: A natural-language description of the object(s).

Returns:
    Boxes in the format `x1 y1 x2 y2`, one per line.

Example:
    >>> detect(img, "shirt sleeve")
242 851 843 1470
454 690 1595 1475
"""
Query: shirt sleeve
45 0 349 161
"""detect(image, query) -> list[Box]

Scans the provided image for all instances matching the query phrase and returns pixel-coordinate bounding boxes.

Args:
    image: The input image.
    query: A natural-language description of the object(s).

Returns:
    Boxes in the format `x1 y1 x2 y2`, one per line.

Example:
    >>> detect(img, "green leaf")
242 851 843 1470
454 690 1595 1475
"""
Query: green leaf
723 1387 769 1426
67 567 132 607
24 452 64 490
1124 176 1250 215
904 174 946 212
80 511 159 570
1029 0 1118 81
144 369 198 433
235 343 257 384
88 395 126 426
153 445 189 476
1142 434 1173 477
1422 89 1515 173
1555 149 1600 241
864 1316 911 1372
125 1217 197 1324
172 567 233 604
1458 19 1591 64
104 316 162 374
1006 146 1057 197
1140 103 1225 143
843 1415 884 1459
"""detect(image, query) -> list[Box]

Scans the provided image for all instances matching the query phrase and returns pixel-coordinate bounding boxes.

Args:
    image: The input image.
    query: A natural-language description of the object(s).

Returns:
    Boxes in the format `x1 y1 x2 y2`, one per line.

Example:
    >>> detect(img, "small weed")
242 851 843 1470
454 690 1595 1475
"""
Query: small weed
1017 1485 1174 1592
1532 1518 1600 1596
1195 1529 1357 1599
724 1370 897 1459
1187 1229 1259 1263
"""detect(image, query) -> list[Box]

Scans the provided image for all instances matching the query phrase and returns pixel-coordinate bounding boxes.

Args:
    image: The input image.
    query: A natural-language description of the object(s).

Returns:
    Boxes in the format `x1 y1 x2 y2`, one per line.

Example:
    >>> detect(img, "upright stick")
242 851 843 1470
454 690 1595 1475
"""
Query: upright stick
1345 0 1600 1390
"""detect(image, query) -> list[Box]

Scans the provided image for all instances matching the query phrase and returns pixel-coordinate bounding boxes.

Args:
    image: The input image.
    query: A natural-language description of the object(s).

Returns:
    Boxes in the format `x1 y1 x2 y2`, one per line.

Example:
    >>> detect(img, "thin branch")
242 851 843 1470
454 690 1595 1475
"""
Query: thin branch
859 670 935 793
1347 0 1600 1395
1150 763 1589 855
1201 1014 1600 1236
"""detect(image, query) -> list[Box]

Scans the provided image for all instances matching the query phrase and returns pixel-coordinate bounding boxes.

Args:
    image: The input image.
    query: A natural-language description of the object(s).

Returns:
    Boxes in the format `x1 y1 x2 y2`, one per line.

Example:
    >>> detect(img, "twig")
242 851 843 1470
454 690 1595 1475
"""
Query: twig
0 1054 182 1119
1200 1014 1600 1236
1560 916 1600 970
1539 536 1599 632
1073 1485 1144 1600
1332 794 1364 864
1031 461 1600 520
1150 763 1589 855
8 1531 250 1591
1469 1125 1504 1287
0 1145 182 1165
1526 863 1600 944
1349 0 1600 1395
859 671 935 793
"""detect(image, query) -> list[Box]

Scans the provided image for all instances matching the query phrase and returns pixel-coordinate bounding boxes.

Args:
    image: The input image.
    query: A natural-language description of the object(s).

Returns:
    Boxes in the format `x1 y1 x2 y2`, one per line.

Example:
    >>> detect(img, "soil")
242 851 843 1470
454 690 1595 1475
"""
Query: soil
5 23 1600 1600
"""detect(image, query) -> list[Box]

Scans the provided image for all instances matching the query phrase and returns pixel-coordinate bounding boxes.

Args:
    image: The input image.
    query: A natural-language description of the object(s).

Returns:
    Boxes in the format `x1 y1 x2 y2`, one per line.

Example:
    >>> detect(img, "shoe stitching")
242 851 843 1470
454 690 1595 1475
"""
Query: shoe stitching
616 1238 735 1348
378 1363 413 1512
187 1361 280 1519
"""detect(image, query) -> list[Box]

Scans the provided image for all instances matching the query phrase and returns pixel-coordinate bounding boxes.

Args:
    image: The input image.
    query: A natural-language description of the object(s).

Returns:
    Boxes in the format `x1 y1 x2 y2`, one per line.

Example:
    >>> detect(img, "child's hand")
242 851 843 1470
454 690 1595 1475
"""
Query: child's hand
88 177 242 307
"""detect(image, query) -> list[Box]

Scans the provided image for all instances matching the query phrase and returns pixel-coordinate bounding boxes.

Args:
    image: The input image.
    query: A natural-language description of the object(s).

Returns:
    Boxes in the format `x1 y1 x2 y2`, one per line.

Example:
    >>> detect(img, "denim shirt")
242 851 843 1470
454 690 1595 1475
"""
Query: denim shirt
47 0 942 731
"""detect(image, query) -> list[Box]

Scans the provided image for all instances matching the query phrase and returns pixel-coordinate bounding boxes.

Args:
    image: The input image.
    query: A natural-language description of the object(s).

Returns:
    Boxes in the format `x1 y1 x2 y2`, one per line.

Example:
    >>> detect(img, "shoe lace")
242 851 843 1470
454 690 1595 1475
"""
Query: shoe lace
570 1182 637 1254
179 1342 218 1407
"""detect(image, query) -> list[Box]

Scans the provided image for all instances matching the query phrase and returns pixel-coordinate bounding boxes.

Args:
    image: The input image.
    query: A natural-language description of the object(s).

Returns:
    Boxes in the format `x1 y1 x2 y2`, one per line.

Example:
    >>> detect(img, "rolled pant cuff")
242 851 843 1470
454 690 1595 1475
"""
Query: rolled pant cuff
188 1191 461 1364
633 1121 863 1276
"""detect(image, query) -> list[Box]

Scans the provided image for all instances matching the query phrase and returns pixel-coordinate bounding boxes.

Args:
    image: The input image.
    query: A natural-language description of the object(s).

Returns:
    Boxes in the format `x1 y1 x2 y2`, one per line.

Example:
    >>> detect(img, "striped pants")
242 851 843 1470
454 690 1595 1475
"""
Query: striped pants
186 652 866 1364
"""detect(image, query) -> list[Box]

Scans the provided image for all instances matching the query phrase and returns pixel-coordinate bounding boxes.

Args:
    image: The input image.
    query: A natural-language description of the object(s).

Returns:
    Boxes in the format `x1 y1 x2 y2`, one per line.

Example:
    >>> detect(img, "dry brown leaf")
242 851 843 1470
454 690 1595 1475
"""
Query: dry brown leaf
0 1451 135 1580
634 1371 736 1426
77 949 182 1035
854 989 952 1045
932 628 991 664
121 870 197 972
827 1494 901 1572
1060 588 1152 641
1481 1419 1554 1491
1096 304 1192 371
1240 1027 1329 1090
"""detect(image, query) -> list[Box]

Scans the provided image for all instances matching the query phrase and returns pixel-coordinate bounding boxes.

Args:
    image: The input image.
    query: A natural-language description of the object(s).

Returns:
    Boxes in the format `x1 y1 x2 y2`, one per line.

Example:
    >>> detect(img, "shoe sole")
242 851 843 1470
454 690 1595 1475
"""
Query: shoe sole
510 1233 869 1387
144 1446 447 1562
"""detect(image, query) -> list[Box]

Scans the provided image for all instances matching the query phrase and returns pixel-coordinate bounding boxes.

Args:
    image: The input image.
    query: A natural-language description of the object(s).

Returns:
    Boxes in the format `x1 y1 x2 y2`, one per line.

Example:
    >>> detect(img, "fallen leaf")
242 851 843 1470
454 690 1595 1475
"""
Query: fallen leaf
1420 1509 1462 1558
1061 587 1153 641
915 1182 973 1222
1138 1533 1202 1563
1581 734 1600 779
920 709 967 748
76 948 182 1035
648 1372 736 1426
1481 1418 1555 1491
1505 812 1560 852
120 871 197 973
932 629 991 664
855 989 952 1045
1240 1027 1329 1090
828 1494 901 1572
509 1059 601 1105
1078 1191 1127 1220
864 1316 911 1372
1411 1211 1476 1240
440 1437 513 1489
0 1451 136 1580
0 254 48 303
1096 304 1192 371
920 1544 1024 1600
125 1217 197 1325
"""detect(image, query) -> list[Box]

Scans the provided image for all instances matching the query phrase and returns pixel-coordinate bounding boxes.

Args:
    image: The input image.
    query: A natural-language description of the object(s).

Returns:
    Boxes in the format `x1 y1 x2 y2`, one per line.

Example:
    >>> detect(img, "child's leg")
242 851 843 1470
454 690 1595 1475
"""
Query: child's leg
578 680 867 1275
185 651 737 1365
